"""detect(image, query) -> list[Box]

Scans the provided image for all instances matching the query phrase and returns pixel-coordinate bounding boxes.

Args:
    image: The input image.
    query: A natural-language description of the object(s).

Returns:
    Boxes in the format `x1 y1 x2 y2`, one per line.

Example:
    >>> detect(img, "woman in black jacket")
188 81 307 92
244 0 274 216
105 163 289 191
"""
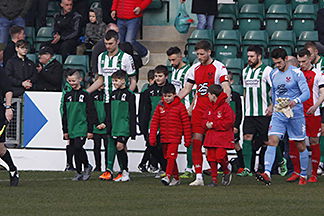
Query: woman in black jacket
180 0 218 30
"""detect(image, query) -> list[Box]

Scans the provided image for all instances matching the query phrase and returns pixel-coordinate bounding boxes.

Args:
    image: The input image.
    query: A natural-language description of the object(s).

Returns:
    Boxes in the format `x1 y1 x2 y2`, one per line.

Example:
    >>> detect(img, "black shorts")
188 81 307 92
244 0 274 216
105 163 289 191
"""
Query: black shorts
321 107 324 123
0 107 6 143
243 116 271 142
113 136 129 145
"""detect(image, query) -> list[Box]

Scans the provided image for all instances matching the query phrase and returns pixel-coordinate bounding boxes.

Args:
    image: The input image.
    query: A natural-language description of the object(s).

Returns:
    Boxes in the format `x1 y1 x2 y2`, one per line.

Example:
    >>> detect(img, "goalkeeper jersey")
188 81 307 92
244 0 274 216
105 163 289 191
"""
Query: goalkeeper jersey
270 65 310 119
242 63 272 116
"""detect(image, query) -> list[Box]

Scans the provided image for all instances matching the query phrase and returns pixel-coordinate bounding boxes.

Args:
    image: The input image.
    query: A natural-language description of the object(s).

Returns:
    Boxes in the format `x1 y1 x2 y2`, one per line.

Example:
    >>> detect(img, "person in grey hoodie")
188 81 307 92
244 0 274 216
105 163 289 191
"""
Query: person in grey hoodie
77 8 106 55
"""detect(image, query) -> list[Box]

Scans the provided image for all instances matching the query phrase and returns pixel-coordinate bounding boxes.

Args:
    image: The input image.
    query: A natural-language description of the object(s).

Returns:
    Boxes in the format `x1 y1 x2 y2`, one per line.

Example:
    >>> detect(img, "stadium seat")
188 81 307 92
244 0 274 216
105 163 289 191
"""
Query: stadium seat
268 30 296 55
232 84 244 96
241 30 269 62
26 54 37 64
292 4 316 36
54 54 63 64
63 55 90 77
264 0 290 10
47 1 60 17
291 0 314 10
296 31 319 50
237 0 260 9
25 27 35 47
46 17 55 27
90 1 101 9
185 30 214 63
265 4 291 36
320 0 324 8
214 4 237 35
35 27 54 51
262 58 273 67
222 58 243 75
238 4 265 36
214 30 241 59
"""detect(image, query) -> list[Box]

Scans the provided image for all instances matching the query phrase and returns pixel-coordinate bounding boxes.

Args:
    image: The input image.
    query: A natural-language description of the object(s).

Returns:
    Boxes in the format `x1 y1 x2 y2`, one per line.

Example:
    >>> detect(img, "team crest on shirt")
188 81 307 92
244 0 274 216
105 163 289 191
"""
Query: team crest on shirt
217 111 222 118
286 77 291 82
208 72 213 80
159 107 165 113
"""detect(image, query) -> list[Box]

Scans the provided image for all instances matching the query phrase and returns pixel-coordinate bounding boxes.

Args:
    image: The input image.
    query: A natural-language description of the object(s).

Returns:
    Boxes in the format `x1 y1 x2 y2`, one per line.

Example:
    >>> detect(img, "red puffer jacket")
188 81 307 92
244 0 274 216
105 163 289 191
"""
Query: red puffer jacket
112 0 152 19
202 92 235 149
149 96 191 146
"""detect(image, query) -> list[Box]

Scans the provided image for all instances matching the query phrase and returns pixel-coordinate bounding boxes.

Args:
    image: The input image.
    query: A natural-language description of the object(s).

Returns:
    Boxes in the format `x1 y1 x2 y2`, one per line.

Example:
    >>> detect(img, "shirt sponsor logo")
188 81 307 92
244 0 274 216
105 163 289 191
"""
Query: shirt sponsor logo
197 82 209 96
244 79 260 88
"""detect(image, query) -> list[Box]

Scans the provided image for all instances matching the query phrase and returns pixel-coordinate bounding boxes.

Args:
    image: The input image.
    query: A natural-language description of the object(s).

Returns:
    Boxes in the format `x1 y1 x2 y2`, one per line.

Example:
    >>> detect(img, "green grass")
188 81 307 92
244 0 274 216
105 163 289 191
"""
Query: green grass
0 171 324 216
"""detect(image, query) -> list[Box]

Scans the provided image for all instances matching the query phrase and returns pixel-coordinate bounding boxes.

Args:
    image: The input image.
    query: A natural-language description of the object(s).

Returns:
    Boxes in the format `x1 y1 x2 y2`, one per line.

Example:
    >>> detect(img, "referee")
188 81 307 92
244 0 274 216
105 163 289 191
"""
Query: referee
0 67 19 186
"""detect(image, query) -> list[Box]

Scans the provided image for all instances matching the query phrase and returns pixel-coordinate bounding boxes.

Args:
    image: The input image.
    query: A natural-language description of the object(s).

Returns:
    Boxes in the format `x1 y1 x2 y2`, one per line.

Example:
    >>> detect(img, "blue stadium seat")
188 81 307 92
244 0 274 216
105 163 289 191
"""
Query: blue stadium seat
268 30 296 55
238 4 265 36
265 4 291 36
185 30 214 63
292 4 316 36
214 30 241 59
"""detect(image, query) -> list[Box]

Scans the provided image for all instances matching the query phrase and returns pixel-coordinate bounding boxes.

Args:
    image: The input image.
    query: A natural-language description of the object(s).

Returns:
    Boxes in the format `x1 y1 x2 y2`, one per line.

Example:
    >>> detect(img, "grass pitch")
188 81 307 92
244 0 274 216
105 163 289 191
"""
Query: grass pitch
0 171 323 216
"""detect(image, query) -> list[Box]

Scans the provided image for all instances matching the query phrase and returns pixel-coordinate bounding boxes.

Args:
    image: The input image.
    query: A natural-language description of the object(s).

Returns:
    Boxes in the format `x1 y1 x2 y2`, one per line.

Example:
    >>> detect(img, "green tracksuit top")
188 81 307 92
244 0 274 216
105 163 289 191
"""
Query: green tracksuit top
91 90 107 134
109 88 136 139
62 88 98 138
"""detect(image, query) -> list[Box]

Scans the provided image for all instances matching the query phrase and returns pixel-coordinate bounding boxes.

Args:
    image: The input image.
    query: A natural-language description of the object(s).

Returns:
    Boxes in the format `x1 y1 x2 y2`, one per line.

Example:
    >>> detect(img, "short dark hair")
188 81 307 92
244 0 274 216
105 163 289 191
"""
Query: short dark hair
15 40 28 48
297 48 311 58
247 45 262 56
9 25 24 37
154 65 169 76
304 41 317 50
166 46 182 56
227 71 233 81
104 30 119 41
112 69 127 81
147 69 155 81
207 84 223 97
195 40 212 51
67 69 82 78
162 84 176 94
271 48 287 60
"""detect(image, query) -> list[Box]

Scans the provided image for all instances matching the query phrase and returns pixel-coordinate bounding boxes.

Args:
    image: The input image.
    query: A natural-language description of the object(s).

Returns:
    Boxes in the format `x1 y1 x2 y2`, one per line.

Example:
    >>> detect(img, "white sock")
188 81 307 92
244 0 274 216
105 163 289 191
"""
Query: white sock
265 171 271 178
185 168 193 173
196 173 203 180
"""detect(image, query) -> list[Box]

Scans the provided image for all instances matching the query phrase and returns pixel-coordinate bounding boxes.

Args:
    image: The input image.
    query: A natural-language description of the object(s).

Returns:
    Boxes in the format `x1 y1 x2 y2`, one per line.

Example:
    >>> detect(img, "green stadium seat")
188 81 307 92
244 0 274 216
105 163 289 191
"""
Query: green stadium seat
27 54 37 64
320 0 324 8
241 30 269 62
46 17 55 27
291 0 314 10
63 55 90 77
47 1 60 17
237 0 260 9
264 0 290 10
232 84 244 96
268 30 296 55
238 4 265 36
25 27 35 47
222 58 243 75
35 27 54 51
262 58 273 67
292 4 316 36
90 1 101 9
296 31 319 49
54 54 63 64
185 30 214 63
265 4 291 36
214 30 241 59
214 4 237 35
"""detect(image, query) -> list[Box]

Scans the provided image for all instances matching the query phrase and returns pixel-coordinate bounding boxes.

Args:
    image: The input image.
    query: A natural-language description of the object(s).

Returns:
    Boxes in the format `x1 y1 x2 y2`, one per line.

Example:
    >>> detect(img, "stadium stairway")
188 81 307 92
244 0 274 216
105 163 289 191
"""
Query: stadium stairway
137 25 194 91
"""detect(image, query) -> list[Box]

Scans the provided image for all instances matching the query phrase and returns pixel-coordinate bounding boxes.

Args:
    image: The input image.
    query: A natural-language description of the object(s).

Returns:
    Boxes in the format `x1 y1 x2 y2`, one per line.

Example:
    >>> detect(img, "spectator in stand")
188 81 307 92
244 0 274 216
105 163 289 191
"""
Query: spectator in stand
180 0 218 30
5 40 37 97
316 8 324 53
0 43 5 68
0 0 31 44
73 0 90 28
36 46 63 91
42 0 82 60
25 0 49 28
77 8 106 55
100 0 115 24
3 26 25 66
111 0 152 65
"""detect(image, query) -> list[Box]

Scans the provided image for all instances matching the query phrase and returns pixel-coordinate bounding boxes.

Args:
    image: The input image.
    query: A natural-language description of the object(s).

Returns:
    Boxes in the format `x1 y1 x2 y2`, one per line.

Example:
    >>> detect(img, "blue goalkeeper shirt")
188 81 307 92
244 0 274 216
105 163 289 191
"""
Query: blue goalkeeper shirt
270 65 310 119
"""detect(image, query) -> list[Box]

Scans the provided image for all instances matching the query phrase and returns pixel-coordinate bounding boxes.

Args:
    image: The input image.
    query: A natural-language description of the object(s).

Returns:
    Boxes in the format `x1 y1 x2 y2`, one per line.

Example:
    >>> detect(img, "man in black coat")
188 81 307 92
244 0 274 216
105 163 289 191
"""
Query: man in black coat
5 40 37 97
36 46 63 91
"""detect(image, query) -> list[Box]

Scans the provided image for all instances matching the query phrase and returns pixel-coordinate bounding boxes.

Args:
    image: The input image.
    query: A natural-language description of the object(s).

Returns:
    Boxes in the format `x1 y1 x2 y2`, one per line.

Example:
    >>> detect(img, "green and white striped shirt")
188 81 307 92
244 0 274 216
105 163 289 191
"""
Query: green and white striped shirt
97 49 136 103
243 63 272 116
314 55 324 72
170 64 195 109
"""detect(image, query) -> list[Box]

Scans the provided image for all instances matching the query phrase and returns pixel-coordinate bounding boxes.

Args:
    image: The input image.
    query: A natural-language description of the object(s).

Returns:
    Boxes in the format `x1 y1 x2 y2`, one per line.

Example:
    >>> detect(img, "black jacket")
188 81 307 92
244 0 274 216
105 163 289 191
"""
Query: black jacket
0 67 12 105
37 59 63 91
5 55 37 97
0 0 32 20
317 8 324 45
192 0 218 16
3 40 16 66
54 10 82 41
